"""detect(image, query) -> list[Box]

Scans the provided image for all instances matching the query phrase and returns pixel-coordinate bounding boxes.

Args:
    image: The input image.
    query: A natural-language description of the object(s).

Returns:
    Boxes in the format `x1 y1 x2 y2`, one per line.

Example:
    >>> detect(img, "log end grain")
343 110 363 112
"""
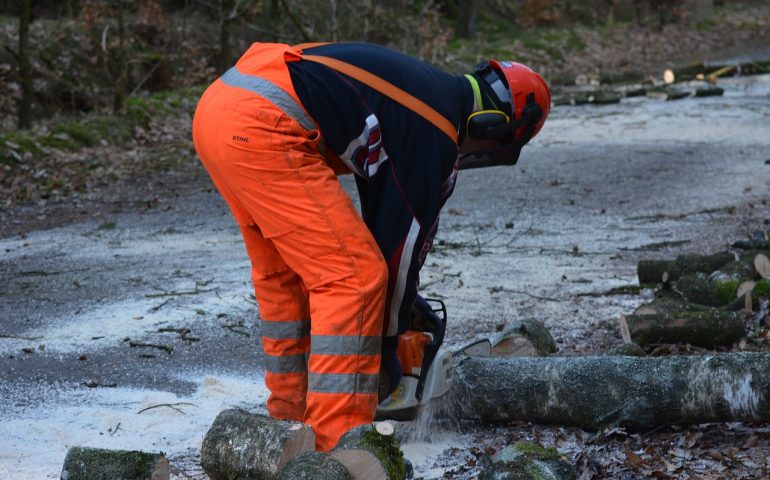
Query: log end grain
755 254 770 279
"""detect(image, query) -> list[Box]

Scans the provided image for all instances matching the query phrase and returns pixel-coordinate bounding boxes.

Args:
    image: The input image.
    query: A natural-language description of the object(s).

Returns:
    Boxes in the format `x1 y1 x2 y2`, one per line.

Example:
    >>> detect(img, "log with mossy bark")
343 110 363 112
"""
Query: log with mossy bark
619 310 744 348
60 447 169 480
451 352 770 431
480 442 576 480
671 273 743 306
200 409 315 480
491 319 557 357
637 251 734 284
330 422 404 480
276 452 351 480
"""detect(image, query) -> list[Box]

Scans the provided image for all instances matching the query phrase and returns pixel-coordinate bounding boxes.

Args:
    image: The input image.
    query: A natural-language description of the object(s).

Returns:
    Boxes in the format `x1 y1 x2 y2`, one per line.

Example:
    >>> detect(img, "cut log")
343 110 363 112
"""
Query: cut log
709 259 757 282
451 352 770 431
60 447 169 480
646 86 690 101
603 342 646 357
619 310 743 348
491 319 557 357
637 251 734 284
276 452 351 480
672 273 740 306
331 423 404 480
480 442 576 480
201 409 314 480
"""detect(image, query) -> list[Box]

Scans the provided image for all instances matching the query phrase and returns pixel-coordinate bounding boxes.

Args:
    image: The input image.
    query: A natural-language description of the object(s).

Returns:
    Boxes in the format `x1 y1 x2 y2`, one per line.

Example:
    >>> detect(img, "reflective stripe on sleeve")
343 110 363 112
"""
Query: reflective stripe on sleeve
311 335 381 356
263 352 309 374
220 67 316 132
308 372 379 394
387 217 421 336
260 319 310 340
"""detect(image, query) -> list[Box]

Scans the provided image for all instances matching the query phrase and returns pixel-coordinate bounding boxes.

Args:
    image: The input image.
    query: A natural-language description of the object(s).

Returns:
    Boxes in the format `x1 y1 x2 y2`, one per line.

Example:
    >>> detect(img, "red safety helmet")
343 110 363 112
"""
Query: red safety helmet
461 61 551 169
488 60 551 140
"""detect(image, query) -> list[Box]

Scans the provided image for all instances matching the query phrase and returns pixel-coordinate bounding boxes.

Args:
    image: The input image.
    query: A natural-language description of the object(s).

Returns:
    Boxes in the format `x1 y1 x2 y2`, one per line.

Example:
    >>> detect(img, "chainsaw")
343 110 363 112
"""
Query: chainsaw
376 297 492 420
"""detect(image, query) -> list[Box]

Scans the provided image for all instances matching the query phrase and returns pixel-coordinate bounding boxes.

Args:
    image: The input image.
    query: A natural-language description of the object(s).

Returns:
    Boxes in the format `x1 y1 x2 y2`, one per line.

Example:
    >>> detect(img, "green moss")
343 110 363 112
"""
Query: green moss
714 280 740 305
0 131 44 162
754 281 770 298
335 425 405 480
358 426 405 480
513 442 560 460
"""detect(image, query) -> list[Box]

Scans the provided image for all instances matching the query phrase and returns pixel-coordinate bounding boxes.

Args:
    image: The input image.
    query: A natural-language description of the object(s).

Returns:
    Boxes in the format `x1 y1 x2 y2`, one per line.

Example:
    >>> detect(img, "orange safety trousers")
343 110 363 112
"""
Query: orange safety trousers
191 43 387 451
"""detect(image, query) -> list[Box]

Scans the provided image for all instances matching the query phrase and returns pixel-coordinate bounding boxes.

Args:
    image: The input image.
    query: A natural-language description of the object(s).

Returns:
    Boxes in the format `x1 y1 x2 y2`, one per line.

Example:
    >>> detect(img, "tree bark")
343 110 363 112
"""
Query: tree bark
455 0 479 39
330 423 404 480
491 319 557 357
619 310 744 348
672 273 740 306
637 251 734 284
451 352 770 431
17 0 32 129
60 447 169 480
201 409 315 480
277 452 351 480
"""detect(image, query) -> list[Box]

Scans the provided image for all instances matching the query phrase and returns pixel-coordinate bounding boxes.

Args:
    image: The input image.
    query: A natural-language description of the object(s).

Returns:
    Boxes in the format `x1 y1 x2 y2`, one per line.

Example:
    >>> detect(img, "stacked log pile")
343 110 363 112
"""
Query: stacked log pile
552 59 770 107
622 248 769 349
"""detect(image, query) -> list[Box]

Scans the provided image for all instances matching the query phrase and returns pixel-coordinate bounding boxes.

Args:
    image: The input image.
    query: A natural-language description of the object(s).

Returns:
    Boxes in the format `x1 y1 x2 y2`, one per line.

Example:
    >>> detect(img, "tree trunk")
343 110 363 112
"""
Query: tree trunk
112 0 128 112
330 423 404 480
491 319 557 357
277 452 351 480
201 409 315 480
217 0 233 74
619 310 744 348
60 447 169 480
17 0 32 129
455 0 479 39
637 251 734 284
451 352 770 431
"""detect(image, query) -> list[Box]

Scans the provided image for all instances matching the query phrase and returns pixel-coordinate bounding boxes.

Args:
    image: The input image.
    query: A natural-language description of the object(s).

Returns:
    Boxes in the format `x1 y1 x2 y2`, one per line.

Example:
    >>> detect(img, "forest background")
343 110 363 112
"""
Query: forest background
0 0 768 233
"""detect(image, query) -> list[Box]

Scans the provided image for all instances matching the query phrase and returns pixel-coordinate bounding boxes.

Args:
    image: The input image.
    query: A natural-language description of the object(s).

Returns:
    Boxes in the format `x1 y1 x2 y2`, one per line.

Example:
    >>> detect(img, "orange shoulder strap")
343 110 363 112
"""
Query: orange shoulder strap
296 49 458 143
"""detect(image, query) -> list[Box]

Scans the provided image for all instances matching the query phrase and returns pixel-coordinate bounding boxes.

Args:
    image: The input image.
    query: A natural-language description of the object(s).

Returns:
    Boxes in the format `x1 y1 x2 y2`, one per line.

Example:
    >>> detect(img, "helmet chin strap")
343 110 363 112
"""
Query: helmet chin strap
459 93 542 170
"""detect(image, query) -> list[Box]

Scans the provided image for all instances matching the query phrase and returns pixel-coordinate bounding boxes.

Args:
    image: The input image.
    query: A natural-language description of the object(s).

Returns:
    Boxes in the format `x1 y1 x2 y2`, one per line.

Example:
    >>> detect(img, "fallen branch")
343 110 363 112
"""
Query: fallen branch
137 402 196 415
128 341 173 354
145 288 217 298
0 334 43 340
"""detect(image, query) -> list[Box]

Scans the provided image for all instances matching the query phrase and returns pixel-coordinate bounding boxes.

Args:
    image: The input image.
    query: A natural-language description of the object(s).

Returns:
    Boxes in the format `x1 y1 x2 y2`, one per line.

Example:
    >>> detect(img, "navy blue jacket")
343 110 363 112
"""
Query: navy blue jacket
288 42 473 336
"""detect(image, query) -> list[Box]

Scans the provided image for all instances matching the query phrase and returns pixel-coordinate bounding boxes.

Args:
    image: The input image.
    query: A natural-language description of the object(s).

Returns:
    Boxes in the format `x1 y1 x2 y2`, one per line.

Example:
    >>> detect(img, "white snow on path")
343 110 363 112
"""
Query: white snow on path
0 373 269 479
0 282 255 355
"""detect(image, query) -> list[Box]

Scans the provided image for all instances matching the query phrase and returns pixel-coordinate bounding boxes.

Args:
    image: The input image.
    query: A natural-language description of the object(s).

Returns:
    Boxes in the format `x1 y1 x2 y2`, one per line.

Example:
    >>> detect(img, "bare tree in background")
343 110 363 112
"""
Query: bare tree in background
456 0 479 39
18 0 33 129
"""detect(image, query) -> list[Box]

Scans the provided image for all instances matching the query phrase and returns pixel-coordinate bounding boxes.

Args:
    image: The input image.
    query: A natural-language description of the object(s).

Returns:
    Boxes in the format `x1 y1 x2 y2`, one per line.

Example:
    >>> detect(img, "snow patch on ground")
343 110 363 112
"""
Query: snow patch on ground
0 284 255 355
0 373 268 479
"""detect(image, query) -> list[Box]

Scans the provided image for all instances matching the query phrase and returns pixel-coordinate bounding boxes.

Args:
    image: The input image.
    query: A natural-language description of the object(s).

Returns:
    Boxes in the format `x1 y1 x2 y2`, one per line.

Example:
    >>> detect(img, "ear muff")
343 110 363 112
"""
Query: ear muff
466 93 543 142
467 110 510 140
